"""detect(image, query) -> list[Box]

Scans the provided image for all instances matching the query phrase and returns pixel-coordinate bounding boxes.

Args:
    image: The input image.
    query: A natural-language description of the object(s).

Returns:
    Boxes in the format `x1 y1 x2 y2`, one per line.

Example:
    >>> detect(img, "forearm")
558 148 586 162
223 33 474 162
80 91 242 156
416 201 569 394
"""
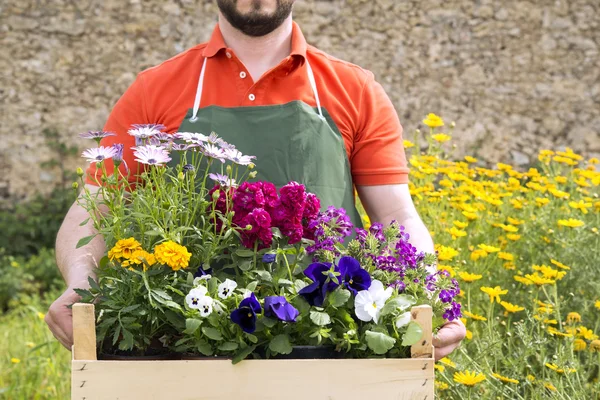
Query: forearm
55 185 107 287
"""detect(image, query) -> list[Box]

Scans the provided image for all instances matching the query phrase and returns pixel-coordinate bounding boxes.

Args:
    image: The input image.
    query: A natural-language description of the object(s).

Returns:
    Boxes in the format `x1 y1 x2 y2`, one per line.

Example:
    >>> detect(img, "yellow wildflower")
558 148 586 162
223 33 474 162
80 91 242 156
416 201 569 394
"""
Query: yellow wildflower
108 237 142 260
492 373 519 384
422 113 444 128
434 364 445 372
577 327 599 340
544 382 557 392
595 300 600 310
566 312 582 324
480 286 508 303
453 370 486 386
553 155 578 166
432 133 452 143
550 259 570 270
25 342 35 348
154 241 192 271
524 273 555 286
588 157 599 164
438 264 456 277
555 176 568 183
568 200 592 214
470 249 488 261
462 211 478 220
464 156 477 163
37 312 45 320
527 375 535 382
435 381 449 391
439 357 457 368
557 218 584 228
573 339 587 351
403 140 415 148
497 224 518 233
463 311 487 321
507 217 524 225
11 358 20 364
448 226 467 238
535 197 550 207
500 301 524 313
549 188 569 199
590 340 600 352
478 244 500 253
453 220 468 229
532 265 566 280
545 363 576 374
498 252 514 261
510 199 524 209
458 272 483 282
437 245 459 261
506 234 521 241
547 327 573 338
514 275 533 285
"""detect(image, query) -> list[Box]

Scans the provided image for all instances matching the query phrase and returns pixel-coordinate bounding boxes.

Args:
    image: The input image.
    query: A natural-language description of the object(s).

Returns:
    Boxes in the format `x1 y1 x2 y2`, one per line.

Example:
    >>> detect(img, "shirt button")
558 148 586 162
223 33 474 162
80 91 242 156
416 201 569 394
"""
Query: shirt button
248 94 255 101
239 71 247 79
226 52 232 58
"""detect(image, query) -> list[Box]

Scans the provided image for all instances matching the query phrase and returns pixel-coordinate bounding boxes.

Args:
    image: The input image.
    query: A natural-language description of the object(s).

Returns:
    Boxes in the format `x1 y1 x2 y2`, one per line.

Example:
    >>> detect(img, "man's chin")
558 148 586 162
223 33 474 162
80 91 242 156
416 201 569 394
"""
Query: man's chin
217 0 294 37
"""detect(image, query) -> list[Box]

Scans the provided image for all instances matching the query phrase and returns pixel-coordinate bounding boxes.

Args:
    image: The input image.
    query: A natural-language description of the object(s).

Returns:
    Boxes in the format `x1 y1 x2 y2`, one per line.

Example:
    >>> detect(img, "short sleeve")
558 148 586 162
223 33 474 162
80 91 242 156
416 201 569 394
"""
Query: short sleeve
350 72 410 185
85 74 149 186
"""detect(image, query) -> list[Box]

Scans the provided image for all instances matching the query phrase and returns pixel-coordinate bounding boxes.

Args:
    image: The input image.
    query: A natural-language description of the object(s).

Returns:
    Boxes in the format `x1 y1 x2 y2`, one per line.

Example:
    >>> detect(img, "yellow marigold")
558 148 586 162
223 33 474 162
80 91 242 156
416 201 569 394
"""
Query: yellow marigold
423 113 444 128
432 133 452 143
566 312 582 324
458 271 482 282
464 156 477 163
478 244 500 253
454 370 486 387
108 238 142 260
577 327 599 340
437 245 459 261
506 234 521 241
435 380 449 391
403 140 415 148
500 301 524 313
498 252 514 261
557 218 584 228
550 259 570 270
590 340 600 352
154 241 192 271
492 373 519 384
573 339 587 351
480 286 508 303
121 249 156 270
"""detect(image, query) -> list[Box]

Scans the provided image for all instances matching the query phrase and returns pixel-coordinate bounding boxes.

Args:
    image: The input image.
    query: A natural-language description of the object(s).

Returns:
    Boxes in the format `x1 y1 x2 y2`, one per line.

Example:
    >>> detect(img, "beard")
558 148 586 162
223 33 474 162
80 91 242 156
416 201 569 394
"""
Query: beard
217 0 295 37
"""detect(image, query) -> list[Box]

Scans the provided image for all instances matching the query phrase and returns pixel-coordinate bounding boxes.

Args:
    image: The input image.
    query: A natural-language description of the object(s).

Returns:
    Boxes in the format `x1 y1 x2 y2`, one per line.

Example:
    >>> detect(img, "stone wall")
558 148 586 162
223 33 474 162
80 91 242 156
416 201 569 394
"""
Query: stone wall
1 0 599 203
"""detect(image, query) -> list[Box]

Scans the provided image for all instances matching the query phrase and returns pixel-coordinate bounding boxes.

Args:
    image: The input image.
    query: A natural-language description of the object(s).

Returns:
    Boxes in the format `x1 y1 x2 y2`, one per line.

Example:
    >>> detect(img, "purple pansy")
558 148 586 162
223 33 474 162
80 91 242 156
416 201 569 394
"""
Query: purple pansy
263 296 299 322
230 293 262 333
337 256 371 295
298 262 341 307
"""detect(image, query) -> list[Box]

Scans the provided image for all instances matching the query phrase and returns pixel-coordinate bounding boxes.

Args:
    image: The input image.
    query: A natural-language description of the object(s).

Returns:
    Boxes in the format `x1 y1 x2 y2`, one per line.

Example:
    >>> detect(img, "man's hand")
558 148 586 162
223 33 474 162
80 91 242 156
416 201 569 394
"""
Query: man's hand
45 280 88 350
433 319 466 360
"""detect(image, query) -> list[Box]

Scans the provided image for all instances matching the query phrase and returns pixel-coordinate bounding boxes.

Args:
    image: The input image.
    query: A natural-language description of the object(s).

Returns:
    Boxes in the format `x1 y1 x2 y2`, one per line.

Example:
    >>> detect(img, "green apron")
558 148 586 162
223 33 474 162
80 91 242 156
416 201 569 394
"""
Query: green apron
172 56 362 228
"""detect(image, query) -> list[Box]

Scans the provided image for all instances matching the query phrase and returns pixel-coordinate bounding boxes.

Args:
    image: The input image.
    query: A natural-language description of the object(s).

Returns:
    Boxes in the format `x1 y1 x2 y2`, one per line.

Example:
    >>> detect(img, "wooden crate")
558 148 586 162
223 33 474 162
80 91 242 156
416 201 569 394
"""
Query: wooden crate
71 303 435 400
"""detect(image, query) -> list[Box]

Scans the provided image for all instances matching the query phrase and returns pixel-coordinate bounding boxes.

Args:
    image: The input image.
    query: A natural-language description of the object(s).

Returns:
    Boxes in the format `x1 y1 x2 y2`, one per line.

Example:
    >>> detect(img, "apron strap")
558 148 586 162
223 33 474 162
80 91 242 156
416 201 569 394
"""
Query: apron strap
190 55 325 122
190 57 208 123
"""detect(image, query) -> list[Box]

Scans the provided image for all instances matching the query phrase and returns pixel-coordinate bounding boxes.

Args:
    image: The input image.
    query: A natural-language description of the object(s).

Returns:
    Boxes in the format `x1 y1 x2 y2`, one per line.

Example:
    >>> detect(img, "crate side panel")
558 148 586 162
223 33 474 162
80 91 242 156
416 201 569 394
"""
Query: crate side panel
72 359 434 400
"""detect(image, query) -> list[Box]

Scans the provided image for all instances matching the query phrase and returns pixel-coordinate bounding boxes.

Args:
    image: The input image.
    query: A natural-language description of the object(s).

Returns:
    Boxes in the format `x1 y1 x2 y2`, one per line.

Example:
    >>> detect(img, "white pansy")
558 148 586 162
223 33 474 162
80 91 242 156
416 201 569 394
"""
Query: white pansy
354 280 393 324
212 299 226 315
185 287 208 309
395 311 412 328
218 279 238 299
196 296 213 317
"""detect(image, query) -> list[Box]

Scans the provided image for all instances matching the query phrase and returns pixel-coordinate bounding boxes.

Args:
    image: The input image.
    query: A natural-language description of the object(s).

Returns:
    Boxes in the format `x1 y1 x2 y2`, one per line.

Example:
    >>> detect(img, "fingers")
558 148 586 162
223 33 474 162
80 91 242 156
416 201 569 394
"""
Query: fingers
433 320 466 360
45 313 72 349
434 345 456 361
44 289 80 350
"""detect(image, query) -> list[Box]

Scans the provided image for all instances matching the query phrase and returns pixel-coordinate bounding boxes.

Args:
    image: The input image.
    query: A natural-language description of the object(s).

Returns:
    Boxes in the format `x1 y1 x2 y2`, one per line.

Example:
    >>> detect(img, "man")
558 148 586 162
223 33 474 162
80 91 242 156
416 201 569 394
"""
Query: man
47 0 465 360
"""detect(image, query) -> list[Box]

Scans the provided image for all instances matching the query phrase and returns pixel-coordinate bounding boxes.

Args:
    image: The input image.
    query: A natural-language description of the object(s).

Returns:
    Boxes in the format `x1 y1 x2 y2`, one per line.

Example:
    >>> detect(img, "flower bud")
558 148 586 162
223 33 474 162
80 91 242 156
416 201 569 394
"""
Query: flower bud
450 121 456 128
212 189 221 201
248 171 257 179
226 165 232 174
245 224 253 230
72 182 79 190
248 163 255 170
76 167 84 177
178 171 185 180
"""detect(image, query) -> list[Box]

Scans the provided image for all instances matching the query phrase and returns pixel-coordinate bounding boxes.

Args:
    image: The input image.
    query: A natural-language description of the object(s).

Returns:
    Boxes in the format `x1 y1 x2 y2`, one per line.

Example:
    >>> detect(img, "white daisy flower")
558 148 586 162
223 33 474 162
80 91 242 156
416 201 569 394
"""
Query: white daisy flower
217 279 238 299
201 143 226 162
223 148 256 166
354 280 393 324
128 124 165 139
175 132 209 144
81 146 119 164
132 145 172 166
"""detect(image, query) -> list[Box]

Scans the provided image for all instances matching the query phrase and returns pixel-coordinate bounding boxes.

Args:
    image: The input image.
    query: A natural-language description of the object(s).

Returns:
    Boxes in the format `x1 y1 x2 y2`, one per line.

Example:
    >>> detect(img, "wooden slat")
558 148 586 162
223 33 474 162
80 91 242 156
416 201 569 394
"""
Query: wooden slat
72 358 434 400
410 305 433 359
72 303 97 361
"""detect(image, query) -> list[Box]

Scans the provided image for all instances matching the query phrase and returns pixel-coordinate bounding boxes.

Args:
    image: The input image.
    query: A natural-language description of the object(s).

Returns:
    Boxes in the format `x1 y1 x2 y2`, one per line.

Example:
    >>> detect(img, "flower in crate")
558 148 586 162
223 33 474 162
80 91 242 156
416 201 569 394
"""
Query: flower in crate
264 296 299 322
218 279 238 299
154 241 192 271
82 146 120 164
338 256 371 295
108 238 142 260
298 262 341 306
121 249 156 270
354 280 393 324
133 145 171 166
175 131 209 144
230 293 262 333
186 287 213 317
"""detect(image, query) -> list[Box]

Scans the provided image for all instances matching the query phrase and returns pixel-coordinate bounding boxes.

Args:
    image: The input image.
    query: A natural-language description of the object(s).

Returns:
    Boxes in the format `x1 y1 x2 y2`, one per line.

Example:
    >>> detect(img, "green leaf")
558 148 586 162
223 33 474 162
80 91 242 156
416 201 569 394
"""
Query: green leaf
277 279 293 287
99 256 109 270
269 334 292 355
380 295 416 316
144 230 163 236
365 330 396 355
239 259 253 271
121 304 140 313
327 288 351 308
164 301 182 310
310 311 331 326
401 321 423 346
246 281 258 292
254 270 272 282
112 325 121 346
235 249 255 258
218 342 239 351
261 317 277 328
202 326 223 341
79 217 90 226
245 333 258 344
232 344 257 364
118 329 134 351
184 319 202 335
76 234 96 249
197 342 213 356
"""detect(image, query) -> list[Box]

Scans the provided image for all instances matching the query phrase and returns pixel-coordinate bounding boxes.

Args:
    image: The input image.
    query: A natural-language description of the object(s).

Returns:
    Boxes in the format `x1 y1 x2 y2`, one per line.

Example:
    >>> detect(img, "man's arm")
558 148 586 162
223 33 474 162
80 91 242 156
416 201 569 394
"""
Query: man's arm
356 183 466 360
46 184 106 349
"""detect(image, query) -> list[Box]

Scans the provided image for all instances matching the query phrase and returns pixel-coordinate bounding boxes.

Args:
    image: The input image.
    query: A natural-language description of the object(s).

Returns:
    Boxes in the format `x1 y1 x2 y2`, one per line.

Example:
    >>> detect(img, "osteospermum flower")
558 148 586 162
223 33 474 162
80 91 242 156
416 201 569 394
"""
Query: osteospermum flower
209 173 237 188
79 130 116 142
480 286 508 303
223 148 256 166
557 218 584 228
201 143 226 162
108 238 142 260
175 132 208 144
133 145 171 166
82 146 119 164
128 123 165 139
492 373 519 384
453 370 486 386
154 241 191 271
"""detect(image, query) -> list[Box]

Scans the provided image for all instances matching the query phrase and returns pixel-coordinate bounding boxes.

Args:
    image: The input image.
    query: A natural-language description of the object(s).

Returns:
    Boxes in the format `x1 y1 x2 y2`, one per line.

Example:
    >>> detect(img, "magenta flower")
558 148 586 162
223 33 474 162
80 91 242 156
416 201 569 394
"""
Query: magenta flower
223 148 256 166
132 145 171 166
128 124 165 139
240 208 273 249
81 146 119 164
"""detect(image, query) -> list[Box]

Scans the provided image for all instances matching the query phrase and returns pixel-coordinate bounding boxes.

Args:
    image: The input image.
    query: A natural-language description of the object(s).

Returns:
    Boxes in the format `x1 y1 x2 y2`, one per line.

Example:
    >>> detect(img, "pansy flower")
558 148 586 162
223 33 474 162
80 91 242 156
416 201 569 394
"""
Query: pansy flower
338 256 371 295
218 279 237 299
298 262 341 307
264 296 299 323
230 293 262 333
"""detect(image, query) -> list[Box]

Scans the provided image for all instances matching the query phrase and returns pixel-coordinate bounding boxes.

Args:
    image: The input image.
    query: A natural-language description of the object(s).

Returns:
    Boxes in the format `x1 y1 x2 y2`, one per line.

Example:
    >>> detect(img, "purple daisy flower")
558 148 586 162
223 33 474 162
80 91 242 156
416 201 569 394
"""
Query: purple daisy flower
175 132 209 144
209 173 237 187
132 145 171 166
81 146 119 164
78 131 116 142
128 124 165 139
200 143 226 162
206 132 225 146
223 148 256 166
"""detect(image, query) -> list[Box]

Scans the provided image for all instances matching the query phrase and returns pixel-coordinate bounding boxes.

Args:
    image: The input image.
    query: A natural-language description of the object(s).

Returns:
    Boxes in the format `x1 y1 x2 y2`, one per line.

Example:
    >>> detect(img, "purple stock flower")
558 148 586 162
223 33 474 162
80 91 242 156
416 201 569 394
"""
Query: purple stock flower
81 146 119 164
298 262 341 307
338 256 371 295
230 293 262 333
263 296 299 322
369 222 385 241
391 280 406 292
439 289 453 303
443 302 462 321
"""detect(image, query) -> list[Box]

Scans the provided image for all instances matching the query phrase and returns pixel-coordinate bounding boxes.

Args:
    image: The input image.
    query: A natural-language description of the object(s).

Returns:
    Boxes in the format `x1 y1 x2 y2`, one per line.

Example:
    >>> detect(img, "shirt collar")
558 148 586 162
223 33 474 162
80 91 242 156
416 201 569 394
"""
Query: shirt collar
202 21 307 61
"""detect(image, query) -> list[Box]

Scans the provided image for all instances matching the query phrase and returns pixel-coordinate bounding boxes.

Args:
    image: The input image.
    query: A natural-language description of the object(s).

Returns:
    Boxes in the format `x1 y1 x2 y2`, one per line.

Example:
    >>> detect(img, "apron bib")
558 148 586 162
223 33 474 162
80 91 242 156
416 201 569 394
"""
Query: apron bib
171 56 362 228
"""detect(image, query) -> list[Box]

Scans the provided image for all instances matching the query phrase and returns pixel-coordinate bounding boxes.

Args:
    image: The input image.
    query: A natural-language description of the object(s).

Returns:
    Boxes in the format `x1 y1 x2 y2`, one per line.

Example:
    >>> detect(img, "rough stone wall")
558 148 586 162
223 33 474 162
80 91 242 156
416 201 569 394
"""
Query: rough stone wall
1 0 599 203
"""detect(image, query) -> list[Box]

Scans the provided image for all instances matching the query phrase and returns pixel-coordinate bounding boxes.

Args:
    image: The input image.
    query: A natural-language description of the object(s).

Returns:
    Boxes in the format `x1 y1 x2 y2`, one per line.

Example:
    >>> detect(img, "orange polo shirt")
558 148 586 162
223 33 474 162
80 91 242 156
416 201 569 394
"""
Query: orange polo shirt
86 22 409 186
